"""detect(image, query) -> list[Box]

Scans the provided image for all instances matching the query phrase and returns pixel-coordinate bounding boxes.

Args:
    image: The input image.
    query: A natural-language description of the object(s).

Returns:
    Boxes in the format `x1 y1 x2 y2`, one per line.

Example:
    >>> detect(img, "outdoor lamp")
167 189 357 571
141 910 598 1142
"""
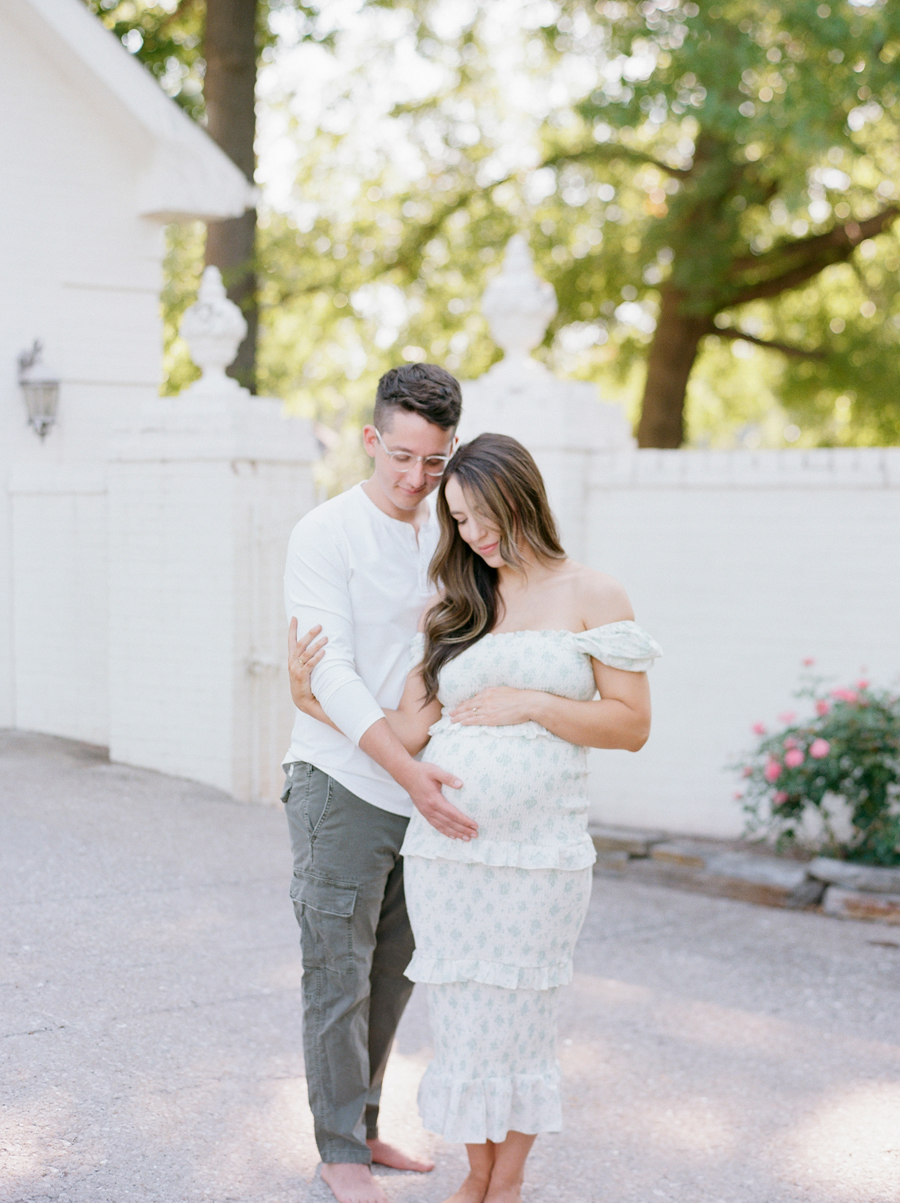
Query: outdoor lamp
17 340 60 439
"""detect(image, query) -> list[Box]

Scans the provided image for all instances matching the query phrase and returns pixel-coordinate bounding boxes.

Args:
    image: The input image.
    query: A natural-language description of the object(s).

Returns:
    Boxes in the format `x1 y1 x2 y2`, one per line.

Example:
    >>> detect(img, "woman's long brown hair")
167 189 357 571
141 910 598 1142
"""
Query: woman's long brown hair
421 433 566 703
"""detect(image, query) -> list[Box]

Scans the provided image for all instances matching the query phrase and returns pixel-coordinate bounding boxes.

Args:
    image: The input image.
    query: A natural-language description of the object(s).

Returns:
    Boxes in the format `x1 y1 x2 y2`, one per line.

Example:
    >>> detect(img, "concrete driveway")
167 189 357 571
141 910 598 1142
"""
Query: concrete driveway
1 730 898 1203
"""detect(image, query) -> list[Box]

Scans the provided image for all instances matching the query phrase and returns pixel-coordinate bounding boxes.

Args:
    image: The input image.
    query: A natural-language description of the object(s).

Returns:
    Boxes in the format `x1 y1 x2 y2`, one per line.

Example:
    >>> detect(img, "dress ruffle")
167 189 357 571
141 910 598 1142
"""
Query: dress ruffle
405 952 574 990
418 1067 562 1144
426 715 567 742
570 621 663 671
409 621 661 675
401 829 596 870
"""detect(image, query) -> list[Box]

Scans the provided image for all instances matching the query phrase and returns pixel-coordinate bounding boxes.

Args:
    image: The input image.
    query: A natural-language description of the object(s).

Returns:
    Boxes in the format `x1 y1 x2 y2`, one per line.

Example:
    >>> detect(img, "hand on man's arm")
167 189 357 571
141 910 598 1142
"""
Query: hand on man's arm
359 719 478 841
287 619 338 728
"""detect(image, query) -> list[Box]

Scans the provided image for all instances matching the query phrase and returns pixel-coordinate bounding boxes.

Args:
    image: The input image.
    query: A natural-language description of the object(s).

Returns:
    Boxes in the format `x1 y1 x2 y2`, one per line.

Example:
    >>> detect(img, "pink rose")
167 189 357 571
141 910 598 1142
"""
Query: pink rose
742 765 753 778
815 699 830 716
784 737 797 750
857 679 870 690
733 790 744 801
802 657 815 667
784 748 804 768
831 687 858 703
764 760 782 782
809 738 830 759
752 722 767 735
778 711 797 724
774 791 788 804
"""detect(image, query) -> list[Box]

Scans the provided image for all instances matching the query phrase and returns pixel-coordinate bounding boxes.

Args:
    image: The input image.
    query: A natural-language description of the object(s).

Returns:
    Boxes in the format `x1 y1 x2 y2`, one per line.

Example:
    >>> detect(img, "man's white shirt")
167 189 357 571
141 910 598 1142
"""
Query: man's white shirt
283 482 439 817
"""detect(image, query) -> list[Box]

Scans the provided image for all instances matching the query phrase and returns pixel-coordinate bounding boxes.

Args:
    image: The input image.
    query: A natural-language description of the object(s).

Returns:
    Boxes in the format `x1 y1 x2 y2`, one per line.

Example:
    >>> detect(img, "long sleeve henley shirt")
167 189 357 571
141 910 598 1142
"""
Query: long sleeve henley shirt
283 482 439 816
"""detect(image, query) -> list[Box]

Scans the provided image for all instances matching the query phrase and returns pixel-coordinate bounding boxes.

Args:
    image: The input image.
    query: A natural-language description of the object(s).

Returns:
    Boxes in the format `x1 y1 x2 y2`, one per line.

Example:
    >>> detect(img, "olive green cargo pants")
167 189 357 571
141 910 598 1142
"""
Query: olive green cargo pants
282 762 415 1164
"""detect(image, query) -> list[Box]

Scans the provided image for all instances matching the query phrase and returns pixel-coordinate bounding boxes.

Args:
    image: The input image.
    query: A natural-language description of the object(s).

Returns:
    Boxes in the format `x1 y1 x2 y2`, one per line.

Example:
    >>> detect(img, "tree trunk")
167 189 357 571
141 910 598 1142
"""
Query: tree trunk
636 287 712 448
204 0 258 392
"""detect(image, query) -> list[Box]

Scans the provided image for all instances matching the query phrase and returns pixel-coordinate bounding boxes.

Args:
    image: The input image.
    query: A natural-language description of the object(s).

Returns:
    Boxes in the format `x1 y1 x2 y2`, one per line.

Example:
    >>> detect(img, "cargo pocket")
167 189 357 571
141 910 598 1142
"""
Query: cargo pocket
291 873 358 975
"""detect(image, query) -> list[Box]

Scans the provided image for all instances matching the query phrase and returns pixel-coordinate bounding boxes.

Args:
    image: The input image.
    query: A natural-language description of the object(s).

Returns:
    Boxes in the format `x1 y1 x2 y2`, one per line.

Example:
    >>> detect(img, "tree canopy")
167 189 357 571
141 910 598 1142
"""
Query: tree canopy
88 0 900 457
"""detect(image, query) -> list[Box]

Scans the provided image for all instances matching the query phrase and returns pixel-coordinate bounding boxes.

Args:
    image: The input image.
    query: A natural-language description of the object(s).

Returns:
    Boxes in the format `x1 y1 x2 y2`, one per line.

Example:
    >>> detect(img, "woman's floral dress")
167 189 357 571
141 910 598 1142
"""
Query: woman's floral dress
400 621 662 1143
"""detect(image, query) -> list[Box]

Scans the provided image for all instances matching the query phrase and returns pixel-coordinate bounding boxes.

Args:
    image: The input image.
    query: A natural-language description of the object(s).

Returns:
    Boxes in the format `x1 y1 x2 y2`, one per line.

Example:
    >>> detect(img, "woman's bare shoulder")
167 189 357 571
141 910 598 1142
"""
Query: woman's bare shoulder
567 563 635 628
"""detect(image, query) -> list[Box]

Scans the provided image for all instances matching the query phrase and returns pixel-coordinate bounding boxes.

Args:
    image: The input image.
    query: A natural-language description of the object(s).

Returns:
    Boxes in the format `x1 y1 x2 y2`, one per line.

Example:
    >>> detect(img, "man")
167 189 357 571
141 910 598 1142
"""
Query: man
282 363 477 1203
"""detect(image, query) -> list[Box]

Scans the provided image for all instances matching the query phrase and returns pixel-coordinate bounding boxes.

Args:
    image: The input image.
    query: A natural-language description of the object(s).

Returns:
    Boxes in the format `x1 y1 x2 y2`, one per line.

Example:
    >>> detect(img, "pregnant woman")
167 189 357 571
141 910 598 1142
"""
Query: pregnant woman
292 434 660 1203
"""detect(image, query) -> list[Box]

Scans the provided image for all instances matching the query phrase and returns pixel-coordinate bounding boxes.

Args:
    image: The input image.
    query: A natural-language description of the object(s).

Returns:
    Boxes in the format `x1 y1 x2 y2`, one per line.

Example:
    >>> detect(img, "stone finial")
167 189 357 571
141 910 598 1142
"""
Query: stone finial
481 235 558 362
179 266 248 393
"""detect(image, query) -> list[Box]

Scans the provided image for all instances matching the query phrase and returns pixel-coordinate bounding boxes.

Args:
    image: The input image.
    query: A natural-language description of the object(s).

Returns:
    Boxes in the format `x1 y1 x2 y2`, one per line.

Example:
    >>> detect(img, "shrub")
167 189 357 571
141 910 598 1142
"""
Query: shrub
735 669 900 866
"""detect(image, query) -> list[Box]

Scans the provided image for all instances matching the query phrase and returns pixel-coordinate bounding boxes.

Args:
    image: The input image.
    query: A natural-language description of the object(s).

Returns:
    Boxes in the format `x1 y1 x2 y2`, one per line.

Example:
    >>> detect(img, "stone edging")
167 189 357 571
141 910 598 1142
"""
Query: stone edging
589 827 900 926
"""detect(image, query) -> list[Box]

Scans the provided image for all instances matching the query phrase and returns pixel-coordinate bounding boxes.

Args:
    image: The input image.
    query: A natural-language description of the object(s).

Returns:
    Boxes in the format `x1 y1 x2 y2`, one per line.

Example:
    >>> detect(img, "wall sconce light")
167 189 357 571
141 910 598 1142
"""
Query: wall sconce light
18 340 60 439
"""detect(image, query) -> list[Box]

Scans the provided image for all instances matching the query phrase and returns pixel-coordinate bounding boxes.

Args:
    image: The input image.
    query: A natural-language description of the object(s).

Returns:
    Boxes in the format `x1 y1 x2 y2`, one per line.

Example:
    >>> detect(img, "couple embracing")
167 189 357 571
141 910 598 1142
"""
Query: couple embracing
282 363 661 1203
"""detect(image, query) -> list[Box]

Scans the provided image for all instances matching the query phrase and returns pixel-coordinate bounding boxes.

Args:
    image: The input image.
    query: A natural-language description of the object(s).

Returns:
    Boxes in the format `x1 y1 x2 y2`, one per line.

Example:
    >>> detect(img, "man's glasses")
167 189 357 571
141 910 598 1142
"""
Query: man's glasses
373 428 453 477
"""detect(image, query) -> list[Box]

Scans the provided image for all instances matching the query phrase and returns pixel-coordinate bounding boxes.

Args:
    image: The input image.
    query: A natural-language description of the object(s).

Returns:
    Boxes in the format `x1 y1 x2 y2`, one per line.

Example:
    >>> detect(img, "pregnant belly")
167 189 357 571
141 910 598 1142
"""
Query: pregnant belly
424 727 589 842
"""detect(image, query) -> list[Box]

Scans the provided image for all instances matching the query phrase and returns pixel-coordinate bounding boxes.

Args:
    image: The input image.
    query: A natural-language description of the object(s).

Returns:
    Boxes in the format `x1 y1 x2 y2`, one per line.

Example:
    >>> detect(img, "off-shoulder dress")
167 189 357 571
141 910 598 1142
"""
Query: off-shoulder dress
400 621 661 1144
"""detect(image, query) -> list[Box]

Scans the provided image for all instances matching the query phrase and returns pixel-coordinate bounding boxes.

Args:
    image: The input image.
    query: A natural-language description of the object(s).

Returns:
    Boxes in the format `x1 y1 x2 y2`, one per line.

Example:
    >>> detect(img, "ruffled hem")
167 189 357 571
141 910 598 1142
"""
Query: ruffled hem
418 1067 562 1143
401 834 596 870
406 952 573 990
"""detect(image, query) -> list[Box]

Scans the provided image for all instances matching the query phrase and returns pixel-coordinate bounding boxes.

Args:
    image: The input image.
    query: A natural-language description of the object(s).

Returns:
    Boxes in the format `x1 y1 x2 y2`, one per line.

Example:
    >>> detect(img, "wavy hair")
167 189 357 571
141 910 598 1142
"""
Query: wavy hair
421 433 566 702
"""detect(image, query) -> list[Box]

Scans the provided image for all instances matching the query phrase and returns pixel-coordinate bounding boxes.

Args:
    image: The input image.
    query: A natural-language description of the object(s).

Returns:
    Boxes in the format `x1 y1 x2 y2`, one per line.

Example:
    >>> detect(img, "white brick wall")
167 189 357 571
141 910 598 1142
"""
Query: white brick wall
583 449 900 836
9 472 109 745
107 395 317 800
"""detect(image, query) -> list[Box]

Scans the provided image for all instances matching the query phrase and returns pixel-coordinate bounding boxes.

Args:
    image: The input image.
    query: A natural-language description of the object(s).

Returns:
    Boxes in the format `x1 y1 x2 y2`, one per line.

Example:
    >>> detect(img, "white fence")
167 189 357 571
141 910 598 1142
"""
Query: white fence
582 448 900 836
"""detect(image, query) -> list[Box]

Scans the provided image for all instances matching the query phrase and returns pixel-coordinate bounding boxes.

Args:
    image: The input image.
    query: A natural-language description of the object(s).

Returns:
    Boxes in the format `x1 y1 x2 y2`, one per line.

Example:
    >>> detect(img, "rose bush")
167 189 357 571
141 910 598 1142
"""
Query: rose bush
734 668 900 866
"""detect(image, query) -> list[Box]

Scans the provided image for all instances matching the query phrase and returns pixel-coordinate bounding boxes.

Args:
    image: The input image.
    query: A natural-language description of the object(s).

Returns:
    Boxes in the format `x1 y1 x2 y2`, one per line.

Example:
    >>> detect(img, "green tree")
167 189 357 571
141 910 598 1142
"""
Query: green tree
254 0 900 450
89 0 900 453
540 0 900 446
86 0 333 392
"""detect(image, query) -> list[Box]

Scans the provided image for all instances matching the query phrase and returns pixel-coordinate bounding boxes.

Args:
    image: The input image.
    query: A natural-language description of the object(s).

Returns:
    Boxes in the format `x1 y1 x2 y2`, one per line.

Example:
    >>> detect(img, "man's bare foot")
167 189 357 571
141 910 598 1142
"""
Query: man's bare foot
440 1172 491 1203
366 1137 434 1172
320 1162 388 1203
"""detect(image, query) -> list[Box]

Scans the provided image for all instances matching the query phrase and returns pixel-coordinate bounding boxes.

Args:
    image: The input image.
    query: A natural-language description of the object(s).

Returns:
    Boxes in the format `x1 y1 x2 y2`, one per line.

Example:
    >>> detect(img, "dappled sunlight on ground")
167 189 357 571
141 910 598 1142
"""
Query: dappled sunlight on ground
4 732 900 1202
773 1081 900 1202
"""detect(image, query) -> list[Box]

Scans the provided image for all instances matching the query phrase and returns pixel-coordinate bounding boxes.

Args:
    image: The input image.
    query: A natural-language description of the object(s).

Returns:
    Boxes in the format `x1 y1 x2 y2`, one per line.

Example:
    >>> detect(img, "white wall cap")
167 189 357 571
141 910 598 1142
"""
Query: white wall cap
111 395 320 464
10 0 253 221
588 447 900 490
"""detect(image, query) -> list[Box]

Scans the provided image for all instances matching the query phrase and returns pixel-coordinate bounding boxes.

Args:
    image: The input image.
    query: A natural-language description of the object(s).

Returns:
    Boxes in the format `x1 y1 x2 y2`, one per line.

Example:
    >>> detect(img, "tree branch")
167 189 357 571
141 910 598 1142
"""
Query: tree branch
727 207 900 306
711 327 826 360
543 144 692 179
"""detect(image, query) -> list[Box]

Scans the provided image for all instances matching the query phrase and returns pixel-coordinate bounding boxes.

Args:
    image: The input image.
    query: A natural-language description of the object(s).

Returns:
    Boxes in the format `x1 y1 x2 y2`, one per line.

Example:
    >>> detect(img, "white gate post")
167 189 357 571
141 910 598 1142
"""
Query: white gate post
458 236 634 559
107 268 318 802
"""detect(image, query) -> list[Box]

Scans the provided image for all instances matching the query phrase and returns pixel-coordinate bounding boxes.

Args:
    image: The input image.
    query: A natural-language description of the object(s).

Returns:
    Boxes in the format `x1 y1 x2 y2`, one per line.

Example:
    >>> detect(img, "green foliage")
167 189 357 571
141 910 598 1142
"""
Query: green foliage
539 0 900 440
82 0 335 118
736 671 900 866
84 0 206 118
161 221 205 394
84 0 900 452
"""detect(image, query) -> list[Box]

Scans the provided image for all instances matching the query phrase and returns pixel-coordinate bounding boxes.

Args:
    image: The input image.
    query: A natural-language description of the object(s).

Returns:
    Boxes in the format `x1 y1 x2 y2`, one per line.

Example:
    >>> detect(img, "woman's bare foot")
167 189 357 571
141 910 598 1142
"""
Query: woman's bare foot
320 1162 388 1203
484 1187 523 1203
441 1171 492 1203
366 1137 434 1171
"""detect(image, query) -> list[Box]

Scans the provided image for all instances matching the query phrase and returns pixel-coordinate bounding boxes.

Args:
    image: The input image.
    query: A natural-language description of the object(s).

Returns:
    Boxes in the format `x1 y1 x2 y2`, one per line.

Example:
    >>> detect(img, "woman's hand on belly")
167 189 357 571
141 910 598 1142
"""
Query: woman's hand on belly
449 686 544 727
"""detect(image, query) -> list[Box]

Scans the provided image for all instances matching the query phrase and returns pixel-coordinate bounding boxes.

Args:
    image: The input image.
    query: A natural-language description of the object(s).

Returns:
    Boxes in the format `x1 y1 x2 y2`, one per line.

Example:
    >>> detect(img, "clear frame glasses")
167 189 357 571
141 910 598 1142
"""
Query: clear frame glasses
373 427 452 477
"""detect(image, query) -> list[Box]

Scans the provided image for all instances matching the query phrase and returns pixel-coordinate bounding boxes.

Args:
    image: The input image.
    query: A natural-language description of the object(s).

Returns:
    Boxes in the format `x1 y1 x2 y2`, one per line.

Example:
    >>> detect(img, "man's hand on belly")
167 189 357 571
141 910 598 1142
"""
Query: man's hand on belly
359 719 478 841
401 759 478 842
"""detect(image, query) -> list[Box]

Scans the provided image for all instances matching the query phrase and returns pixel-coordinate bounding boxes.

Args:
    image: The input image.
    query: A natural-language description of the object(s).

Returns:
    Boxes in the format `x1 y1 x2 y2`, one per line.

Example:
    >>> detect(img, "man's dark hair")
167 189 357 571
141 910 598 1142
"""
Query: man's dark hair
374 363 462 432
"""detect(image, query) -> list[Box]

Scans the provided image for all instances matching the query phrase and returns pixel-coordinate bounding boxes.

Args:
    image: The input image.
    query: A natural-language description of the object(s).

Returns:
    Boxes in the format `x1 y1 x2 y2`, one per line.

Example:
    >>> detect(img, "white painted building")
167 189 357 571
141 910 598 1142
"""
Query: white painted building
1 0 318 803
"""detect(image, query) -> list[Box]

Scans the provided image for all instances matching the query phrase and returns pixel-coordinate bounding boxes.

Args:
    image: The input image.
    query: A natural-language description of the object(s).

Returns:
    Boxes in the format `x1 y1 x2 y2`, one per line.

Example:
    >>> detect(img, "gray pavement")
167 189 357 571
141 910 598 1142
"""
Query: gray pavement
2 730 899 1203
